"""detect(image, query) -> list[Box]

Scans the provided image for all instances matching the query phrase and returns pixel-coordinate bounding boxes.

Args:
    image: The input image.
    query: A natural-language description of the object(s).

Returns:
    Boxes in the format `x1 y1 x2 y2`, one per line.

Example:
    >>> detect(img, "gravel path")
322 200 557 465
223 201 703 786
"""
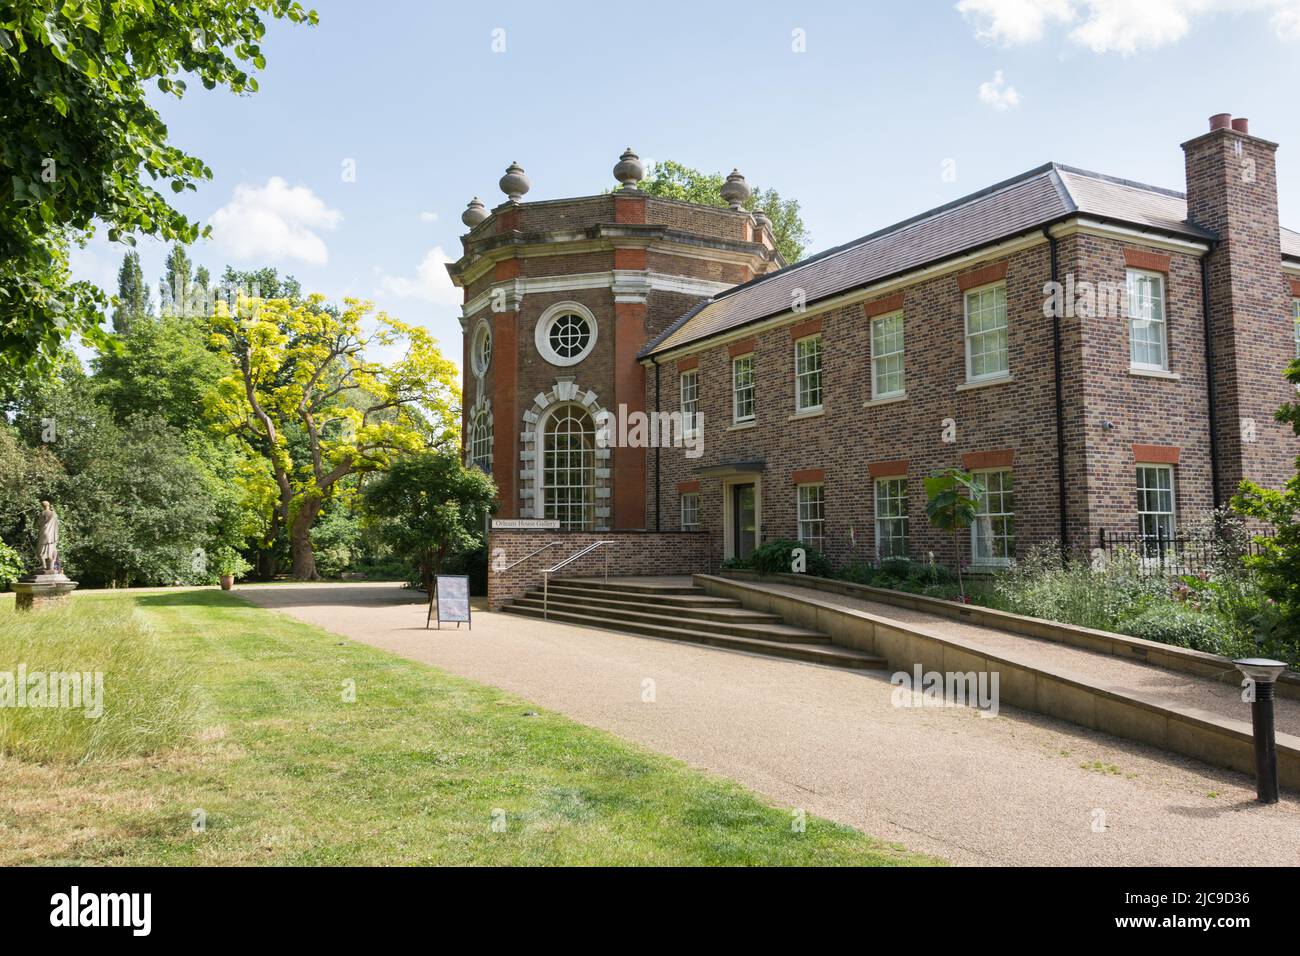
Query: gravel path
237 582 1300 866
752 581 1300 736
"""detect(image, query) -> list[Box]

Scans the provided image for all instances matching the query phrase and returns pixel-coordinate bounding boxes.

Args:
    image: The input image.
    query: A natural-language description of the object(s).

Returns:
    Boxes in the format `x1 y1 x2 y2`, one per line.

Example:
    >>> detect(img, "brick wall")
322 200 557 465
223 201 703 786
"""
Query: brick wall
486 530 718 609
1184 124 1296 495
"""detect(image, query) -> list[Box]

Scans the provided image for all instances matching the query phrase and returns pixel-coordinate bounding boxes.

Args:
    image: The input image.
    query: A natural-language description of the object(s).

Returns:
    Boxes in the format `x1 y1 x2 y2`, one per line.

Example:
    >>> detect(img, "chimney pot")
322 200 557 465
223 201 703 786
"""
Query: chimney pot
1232 117 1250 134
1209 112 1233 131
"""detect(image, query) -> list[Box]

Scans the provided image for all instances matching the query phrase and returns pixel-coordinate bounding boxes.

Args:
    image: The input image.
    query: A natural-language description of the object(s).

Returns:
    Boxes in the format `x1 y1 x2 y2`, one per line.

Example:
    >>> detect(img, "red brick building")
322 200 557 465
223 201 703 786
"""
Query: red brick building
449 116 1300 572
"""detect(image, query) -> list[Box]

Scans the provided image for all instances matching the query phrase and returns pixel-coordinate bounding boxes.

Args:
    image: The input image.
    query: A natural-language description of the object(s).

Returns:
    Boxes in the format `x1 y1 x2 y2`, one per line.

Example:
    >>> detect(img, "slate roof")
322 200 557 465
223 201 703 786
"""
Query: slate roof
643 162 1294 358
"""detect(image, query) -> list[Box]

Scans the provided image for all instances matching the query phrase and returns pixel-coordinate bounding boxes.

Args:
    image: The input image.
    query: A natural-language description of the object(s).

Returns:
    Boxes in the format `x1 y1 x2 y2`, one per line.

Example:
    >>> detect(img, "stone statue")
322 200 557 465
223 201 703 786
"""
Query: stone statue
13 499 75 612
36 500 59 572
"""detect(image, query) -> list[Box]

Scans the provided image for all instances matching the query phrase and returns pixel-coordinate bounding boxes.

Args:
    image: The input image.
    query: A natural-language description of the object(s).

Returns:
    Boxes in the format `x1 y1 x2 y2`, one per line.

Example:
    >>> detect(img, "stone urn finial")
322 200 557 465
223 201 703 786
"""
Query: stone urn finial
752 208 771 231
462 197 488 228
499 162 530 203
720 168 751 210
613 147 645 191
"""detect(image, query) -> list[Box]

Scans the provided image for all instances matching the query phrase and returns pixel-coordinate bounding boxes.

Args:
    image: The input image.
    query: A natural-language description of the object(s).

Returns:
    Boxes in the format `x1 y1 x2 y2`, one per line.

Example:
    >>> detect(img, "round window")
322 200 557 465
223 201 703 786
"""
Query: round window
535 303 598 366
471 322 492 375
548 313 591 360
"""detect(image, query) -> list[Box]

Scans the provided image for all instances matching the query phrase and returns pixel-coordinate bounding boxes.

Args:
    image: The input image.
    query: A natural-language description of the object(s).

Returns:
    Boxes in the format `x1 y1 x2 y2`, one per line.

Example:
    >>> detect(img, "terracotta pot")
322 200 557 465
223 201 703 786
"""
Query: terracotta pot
220 574 234 591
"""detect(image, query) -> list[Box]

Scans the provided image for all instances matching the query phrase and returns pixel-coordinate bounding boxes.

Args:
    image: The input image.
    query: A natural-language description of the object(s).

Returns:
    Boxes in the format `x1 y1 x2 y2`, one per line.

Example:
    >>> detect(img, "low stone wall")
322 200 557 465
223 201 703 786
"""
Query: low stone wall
719 569 1300 701
699 573 1300 792
487 530 718 610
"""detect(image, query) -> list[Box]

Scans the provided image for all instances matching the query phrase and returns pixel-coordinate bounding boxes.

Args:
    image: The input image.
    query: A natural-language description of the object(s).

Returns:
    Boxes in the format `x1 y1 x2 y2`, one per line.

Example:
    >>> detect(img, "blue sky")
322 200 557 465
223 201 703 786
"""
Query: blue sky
70 0 1300 368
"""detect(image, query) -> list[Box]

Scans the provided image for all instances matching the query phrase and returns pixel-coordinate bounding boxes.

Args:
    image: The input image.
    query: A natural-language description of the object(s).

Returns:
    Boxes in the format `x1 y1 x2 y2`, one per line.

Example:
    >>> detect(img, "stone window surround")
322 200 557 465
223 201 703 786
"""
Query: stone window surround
518 379 612 530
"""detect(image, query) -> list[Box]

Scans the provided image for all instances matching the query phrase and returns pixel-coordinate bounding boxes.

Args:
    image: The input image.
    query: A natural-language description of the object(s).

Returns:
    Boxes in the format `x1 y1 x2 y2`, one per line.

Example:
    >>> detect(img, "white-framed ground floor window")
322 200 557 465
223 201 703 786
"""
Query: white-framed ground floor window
680 492 699 531
874 477 909 559
542 404 596 531
797 483 825 551
1136 464 1175 556
971 469 1015 566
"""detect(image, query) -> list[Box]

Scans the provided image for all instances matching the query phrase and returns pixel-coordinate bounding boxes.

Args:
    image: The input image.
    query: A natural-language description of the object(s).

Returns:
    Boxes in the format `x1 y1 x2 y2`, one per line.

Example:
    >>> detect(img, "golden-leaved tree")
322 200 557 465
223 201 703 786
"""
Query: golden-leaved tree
206 294 459 579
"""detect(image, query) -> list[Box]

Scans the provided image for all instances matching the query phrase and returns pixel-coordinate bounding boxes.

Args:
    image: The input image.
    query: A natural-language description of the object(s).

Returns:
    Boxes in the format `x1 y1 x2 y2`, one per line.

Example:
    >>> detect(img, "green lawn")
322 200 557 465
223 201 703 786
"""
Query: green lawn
0 590 939 866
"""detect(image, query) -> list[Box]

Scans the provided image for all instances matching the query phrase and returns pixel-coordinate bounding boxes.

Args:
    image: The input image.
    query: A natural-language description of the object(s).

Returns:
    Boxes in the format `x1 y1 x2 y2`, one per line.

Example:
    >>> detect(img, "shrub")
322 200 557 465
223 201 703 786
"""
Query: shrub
0 599 196 763
1118 603 1253 658
839 557 956 591
0 541 24 590
992 543 1165 632
743 539 833 578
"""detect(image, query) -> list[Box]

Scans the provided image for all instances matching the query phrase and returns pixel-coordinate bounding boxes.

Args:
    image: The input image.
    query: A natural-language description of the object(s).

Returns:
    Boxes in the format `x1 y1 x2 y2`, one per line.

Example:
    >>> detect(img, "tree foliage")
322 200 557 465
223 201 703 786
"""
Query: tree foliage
924 468 983 600
362 451 496 595
6 370 214 586
638 159 810 264
1231 359 1300 653
0 0 317 386
112 249 150 332
205 294 460 579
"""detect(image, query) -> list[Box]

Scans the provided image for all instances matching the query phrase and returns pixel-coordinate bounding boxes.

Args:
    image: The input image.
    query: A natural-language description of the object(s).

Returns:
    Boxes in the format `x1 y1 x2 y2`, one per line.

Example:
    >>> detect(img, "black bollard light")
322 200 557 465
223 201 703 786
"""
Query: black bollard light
1233 658 1288 804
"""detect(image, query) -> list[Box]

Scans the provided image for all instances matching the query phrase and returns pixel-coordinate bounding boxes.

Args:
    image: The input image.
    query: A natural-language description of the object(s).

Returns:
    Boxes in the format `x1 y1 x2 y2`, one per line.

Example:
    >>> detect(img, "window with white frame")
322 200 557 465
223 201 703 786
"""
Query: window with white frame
732 353 755 423
1127 269 1168 371
680 369 700 433
971 469 1015 565
794 334 823 412
964 283 1009 382
874 477 909 559
1136 464 1175 556
797 483 825 551
680 492 699 531
469 411 493 473
542 405 596 531
871 311 905 399
471 321 492 376
1293 297 1300 358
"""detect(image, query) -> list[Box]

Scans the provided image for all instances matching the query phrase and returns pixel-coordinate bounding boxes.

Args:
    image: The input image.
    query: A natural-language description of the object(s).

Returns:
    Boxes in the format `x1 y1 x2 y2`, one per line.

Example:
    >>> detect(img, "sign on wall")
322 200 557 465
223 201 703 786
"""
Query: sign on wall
492 519 561 530
428 575 471 630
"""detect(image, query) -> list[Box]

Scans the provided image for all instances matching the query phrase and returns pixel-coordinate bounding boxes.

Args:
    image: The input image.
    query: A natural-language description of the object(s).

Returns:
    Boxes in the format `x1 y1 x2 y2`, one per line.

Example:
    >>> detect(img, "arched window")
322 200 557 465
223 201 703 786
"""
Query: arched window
542 404 595 530
469 411 493 473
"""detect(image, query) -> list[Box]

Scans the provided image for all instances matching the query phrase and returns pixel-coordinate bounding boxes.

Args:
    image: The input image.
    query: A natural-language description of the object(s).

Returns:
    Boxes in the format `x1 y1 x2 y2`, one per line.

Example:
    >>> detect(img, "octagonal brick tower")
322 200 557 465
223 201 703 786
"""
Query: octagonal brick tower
447 152 782 531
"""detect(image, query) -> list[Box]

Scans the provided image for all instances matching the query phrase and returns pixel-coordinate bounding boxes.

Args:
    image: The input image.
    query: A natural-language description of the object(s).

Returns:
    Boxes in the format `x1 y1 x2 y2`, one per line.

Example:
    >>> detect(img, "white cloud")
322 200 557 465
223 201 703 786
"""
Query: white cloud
957 0 1075 44
376 246 461 306
419 211 439 223
1068 0 1200 54
978 70 1021 110
208 177 342 267
958 0 1300 54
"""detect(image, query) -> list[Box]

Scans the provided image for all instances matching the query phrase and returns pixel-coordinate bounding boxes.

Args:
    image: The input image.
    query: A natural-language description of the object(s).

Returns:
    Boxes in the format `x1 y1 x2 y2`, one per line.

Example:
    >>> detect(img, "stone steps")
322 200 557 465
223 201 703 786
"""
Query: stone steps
501 577 886 671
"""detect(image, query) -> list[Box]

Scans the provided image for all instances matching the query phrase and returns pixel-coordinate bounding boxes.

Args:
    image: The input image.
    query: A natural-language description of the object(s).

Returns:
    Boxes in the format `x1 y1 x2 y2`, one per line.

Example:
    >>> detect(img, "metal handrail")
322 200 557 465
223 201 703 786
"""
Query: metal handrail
497 541 563 573
543 540 614 620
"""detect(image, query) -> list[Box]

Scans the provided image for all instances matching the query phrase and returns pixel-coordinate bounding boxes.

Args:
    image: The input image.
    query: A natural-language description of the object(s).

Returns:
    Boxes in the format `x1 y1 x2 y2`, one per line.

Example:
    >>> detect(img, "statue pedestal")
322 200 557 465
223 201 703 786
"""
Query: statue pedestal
12 573 79 612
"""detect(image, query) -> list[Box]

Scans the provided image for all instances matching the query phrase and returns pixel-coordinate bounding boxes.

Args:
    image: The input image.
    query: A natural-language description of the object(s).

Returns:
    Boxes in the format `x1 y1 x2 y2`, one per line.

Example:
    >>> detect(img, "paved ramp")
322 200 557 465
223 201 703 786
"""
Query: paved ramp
238 582 1300 866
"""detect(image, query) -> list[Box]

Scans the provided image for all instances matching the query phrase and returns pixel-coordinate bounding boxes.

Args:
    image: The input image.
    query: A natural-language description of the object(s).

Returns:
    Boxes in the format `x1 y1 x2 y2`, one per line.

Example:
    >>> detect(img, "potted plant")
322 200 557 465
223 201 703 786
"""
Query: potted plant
212 546 251 591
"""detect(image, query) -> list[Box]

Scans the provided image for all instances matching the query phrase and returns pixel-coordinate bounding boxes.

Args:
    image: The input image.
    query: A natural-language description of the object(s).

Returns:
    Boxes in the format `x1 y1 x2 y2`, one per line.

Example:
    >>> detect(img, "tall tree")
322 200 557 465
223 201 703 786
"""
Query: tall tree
112 250 150 333
205 294 459 579
161 244 193 317
637 160 811 264
362 452 496 595
0 0 317 387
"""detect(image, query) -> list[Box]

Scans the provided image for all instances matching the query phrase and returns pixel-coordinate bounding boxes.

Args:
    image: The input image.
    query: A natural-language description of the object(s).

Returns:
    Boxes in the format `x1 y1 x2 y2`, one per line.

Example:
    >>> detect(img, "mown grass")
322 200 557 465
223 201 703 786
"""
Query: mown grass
0 591 940 866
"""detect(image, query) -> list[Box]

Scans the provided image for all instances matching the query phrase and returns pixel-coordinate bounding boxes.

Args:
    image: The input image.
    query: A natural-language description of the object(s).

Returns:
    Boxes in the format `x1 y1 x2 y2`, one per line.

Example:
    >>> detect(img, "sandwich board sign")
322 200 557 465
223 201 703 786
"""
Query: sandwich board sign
428 575 471 630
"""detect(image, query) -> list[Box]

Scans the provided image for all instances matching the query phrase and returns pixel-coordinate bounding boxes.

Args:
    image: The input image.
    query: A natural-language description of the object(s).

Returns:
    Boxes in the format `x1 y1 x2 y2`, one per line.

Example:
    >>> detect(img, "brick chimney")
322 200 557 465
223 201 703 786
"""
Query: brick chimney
1182 114 1293 497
